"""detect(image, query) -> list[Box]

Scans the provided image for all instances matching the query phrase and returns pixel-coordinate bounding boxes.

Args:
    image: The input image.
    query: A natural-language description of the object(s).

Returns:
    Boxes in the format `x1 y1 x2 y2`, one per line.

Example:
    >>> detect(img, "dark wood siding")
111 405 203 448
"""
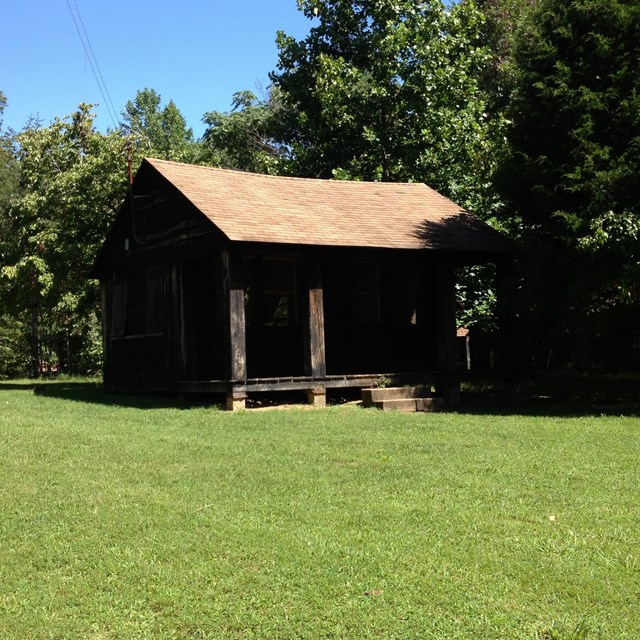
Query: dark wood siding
323 257 437 375
107 263 175 391
110 335 172 389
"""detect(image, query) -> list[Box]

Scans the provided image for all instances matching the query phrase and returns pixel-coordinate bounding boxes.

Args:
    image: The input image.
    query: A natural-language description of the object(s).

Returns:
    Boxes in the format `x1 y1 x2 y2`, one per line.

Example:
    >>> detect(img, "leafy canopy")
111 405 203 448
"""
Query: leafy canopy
1 104 135 374
121 88 197 162
201 90 287 174
270 0 505 215
497 0 640 366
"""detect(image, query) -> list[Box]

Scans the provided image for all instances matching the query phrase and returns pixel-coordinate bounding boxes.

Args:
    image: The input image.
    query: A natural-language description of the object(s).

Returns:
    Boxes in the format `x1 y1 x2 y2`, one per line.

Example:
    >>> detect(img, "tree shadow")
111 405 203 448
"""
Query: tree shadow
411 213 516 256
1 373 636 418
0 380 221 410
454 373 640 418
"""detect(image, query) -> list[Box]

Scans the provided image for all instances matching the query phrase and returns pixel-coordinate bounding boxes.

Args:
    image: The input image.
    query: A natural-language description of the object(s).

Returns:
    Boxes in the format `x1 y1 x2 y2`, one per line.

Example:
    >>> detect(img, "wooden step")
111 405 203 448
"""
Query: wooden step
362 386 428 406
416 397 444 412
375 398 418 412
362 386 443 412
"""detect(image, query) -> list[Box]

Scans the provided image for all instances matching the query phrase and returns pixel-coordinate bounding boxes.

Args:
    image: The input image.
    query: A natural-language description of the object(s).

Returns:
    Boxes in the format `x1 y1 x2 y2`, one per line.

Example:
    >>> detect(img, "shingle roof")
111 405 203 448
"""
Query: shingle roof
143 158 513 254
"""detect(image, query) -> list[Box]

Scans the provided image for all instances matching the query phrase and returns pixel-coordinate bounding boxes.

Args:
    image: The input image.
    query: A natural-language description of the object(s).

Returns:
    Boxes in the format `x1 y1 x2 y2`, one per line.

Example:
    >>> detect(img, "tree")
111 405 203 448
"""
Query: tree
1 104 135 375
121 88 197 162
201 90 286 174
268 0 513 337
1 88 204 377
497 0 640 368
0 91 20 216
270 0 504 215
0 92 30 379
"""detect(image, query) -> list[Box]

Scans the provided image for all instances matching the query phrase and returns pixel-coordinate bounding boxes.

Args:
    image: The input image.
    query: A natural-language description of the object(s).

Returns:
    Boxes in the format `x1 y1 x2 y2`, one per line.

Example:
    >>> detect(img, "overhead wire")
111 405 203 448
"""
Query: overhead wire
65 0 119 129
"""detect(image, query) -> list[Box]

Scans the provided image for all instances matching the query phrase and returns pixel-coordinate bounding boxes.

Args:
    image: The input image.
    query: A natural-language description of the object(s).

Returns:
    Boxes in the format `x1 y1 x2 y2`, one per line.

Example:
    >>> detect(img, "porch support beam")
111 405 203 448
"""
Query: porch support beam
434 261 460 404
222 249 247 409
496 257 520 385
304 260 327 405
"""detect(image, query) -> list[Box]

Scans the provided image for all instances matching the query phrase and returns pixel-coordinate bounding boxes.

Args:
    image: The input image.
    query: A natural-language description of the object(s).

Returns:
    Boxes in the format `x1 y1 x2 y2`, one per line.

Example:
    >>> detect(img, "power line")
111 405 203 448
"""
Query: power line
65 0 119 129
72 0 119 125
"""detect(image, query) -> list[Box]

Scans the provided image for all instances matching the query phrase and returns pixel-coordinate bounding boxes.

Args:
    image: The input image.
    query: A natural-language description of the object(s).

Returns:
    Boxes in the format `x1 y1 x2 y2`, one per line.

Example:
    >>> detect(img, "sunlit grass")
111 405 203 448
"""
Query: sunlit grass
1 381 638 639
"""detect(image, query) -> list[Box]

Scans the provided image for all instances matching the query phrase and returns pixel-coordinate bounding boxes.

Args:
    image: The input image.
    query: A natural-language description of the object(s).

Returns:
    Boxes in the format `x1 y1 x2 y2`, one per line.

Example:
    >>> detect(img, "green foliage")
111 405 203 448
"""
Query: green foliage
0 94 29 378
201 90 286 173
497 0 640 368
120 87 198 162
0 315 29 379
0 92 20 214
1 104 131 375
0 88 200 377
456 264 498 332
271 0 505 216
268 1 513 334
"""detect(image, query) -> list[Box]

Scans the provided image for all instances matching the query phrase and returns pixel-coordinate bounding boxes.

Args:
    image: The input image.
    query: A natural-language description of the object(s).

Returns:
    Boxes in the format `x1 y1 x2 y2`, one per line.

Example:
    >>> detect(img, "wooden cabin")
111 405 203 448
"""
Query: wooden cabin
92 158 514 409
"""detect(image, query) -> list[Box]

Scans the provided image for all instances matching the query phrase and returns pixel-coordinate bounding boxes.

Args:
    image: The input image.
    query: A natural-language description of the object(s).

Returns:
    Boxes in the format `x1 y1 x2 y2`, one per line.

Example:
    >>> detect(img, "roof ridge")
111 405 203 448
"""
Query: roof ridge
143 157 429 189
138 157 514 254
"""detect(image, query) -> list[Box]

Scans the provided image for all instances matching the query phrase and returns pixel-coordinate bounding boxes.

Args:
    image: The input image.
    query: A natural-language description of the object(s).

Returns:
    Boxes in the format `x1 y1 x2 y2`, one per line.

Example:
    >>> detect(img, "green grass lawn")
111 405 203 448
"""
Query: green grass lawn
0 381 638 639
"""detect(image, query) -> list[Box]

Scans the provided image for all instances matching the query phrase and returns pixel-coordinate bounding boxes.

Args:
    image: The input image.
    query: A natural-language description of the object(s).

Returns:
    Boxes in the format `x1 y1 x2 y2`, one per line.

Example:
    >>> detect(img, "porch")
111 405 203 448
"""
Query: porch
178 370 461 410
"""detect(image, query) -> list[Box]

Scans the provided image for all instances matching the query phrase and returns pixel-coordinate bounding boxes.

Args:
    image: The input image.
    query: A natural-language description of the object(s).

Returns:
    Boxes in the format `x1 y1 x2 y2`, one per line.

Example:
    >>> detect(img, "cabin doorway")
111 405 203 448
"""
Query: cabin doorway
180 257 225 380
244 256 305 378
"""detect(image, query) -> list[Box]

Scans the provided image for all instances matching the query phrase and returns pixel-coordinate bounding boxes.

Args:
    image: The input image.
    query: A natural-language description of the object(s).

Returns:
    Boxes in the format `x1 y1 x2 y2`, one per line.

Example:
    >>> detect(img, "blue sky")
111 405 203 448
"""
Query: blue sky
1 0 313 138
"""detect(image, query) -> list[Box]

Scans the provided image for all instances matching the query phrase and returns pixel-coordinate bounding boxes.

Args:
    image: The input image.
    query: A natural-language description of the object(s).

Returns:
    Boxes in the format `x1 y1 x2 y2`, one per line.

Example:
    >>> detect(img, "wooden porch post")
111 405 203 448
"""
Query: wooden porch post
434 261 460 404
496 258 520 384
304 260 327 406
222 249 247 410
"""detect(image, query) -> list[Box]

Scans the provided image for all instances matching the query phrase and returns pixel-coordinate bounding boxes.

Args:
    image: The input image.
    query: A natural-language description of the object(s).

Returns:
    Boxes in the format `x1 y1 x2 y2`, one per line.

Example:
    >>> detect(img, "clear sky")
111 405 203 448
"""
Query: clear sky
1 0 314 138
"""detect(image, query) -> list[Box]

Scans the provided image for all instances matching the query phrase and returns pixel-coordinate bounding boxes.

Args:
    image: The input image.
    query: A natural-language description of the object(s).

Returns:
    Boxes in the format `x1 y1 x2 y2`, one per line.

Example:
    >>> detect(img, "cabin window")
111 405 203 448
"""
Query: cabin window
350 261 381 327
384 262 418 326
262 258 297 327
112 266 166 337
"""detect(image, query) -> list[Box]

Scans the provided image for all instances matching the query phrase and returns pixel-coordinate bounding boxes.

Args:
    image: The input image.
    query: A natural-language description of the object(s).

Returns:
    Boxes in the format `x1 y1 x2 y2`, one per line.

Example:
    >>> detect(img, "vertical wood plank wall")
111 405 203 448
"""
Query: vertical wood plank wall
101 281 112 389
171 262 186 383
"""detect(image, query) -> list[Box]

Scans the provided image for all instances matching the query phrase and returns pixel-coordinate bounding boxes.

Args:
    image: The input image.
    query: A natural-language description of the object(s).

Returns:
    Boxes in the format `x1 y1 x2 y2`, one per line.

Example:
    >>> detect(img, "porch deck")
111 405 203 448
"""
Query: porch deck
179 371 462 410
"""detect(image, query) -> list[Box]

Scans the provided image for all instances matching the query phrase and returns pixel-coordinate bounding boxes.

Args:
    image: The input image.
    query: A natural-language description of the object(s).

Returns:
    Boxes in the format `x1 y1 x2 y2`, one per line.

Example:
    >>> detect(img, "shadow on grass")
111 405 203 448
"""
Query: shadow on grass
454 396 639 418
456 372 640 418
0 380 224 411
0 373 637 417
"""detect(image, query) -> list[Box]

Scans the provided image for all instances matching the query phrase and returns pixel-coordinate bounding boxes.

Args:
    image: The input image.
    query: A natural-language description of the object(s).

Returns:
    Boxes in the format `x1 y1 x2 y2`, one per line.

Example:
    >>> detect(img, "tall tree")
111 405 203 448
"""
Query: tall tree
121 88 197 162
1 89 202 377
1 104 135 375
0 91 20 214
201 90 286 174
0 91 30 378
497 0 640 368
270 0 504 215
476 0 540 113
268 0 512 335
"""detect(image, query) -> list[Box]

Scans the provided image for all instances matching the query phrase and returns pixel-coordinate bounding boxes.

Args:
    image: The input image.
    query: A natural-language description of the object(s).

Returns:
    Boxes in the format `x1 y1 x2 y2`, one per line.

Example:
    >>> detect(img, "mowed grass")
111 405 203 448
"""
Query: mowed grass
0 382 638 639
